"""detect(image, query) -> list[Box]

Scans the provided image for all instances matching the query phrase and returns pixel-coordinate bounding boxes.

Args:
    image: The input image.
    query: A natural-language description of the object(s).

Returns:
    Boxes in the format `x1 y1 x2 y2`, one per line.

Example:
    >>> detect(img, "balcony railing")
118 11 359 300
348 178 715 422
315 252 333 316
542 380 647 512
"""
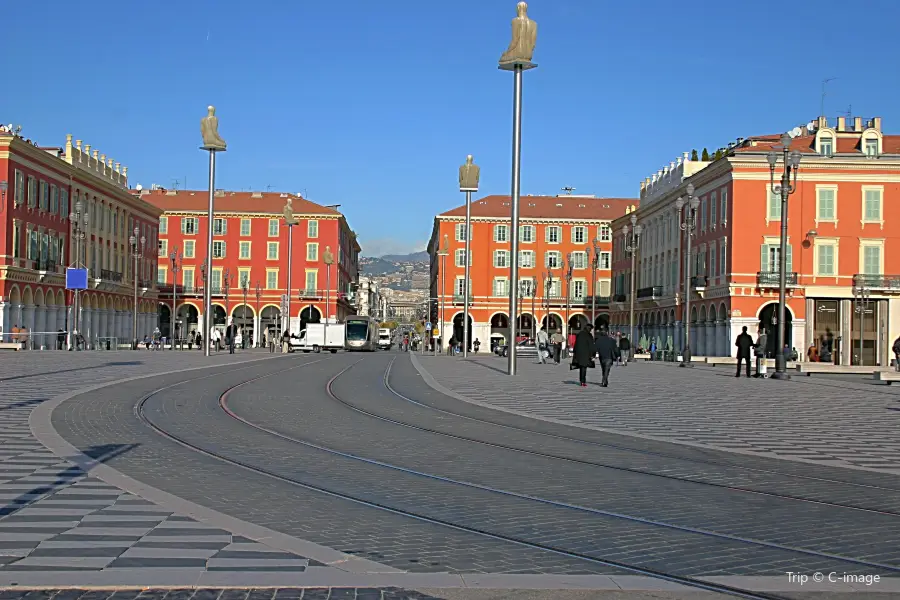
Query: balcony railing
452 294 474 304
299 289 321 299
690 275 709 288
100 269 123 283
637 286 663 300
613 294 627 303
852 274 900 291
756 271 798 287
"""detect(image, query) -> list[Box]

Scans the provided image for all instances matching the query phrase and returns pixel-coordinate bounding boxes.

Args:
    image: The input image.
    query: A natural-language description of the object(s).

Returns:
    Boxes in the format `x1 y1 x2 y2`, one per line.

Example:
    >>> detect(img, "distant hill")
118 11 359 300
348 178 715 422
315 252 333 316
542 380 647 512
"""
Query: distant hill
360 257 400 275
380 250 428 263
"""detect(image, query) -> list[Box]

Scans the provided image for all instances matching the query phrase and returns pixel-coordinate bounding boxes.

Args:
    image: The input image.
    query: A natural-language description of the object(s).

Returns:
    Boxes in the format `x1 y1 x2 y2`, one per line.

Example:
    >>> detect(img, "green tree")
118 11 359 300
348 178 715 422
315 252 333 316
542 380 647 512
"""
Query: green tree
690 149 699 161
713 149 724 160
414 322 425 334
701 148 710 161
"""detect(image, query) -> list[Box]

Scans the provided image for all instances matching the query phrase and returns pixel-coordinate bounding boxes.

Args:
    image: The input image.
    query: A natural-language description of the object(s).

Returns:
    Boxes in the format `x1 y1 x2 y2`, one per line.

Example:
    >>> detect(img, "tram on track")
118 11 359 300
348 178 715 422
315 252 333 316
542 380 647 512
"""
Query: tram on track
344 315 378 351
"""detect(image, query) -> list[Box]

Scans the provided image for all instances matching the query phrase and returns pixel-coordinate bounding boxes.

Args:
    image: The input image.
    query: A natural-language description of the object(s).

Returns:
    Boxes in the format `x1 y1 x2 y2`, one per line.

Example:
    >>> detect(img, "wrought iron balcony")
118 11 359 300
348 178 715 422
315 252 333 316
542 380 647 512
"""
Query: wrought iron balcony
637 286 663 300
756 271 798 287
299 289 321 299
100 269 123 283
452 294 474 304
690 275 709 288
613 294 627 303
36 260 58 273
853 274 900 291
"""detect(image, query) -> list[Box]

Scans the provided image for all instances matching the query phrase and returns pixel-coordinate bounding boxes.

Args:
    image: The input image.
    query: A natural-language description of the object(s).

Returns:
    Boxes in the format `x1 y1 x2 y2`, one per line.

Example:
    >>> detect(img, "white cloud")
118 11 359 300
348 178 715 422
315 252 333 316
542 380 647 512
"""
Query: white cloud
359 237 428 258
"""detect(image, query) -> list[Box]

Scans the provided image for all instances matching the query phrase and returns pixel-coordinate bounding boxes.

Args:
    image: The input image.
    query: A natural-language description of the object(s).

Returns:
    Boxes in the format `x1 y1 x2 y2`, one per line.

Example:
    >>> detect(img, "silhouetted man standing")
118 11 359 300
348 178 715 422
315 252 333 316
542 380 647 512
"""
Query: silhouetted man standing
735 326 753 378
594 326 619 387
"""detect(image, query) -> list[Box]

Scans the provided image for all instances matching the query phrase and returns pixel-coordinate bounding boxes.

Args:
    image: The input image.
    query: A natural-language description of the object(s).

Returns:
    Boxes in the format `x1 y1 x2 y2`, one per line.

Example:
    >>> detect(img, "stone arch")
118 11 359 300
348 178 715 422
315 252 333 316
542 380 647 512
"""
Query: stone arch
260 304 281 338
594 313 609 330
489 312 509 328
690 305 698 324
541 313 563 333
757 301 795 358
299 305 321 331
720 302 728 321
34 288 45 307
22 286 33 306
452 311 473 348
9 285 21 305
568 313 588 332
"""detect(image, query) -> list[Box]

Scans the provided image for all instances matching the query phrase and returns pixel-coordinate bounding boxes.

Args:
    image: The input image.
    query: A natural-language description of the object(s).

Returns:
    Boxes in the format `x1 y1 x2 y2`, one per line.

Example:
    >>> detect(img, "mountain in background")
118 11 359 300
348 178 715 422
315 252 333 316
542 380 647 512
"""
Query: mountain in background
379 250 428 263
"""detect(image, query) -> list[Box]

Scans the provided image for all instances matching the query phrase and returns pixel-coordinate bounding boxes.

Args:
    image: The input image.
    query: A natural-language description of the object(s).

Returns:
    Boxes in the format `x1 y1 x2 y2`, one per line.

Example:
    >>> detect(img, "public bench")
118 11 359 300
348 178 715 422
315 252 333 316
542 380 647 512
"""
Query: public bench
795 363 887 376
873 371 900 384
0 342 23 351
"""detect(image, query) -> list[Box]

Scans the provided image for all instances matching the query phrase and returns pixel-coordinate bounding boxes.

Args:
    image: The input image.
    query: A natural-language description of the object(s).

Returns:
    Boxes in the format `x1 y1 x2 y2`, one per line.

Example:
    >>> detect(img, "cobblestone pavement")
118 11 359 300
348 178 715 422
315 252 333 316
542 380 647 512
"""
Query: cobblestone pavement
0 350 334 574
411 354 900 474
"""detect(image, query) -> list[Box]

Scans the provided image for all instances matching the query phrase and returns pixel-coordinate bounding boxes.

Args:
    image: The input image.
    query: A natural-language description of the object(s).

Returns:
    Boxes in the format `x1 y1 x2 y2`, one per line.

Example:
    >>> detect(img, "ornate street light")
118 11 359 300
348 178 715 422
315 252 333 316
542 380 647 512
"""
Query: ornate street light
853 284 871 366
199 104 226 358
283 198 298 337
436 234 450 356
254 280 261 347
169 247 182 348
766 133 802 379
68 198 89 349
241 273 249 348
675 184 699 367
129 227 146 350
459 154 479 358
590 237 601 329
565 252 574 339
622 214 642 354
324 246 334 342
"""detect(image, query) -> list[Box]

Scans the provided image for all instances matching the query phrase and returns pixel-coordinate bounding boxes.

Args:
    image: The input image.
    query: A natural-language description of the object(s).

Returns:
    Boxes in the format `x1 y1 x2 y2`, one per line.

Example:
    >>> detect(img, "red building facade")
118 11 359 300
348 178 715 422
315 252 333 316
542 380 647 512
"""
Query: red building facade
0 131 161 348
144 189 360 342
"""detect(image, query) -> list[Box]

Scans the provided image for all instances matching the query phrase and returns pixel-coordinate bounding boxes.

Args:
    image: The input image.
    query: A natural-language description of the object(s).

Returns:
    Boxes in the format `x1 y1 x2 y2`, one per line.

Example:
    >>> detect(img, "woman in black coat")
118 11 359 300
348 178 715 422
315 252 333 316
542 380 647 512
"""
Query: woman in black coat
571 324 595 387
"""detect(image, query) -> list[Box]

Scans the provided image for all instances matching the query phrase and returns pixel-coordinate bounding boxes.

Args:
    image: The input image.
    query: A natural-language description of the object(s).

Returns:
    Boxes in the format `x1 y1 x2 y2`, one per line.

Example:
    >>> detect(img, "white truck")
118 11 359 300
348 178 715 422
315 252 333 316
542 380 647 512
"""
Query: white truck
291 322 345 353
377 328 392 350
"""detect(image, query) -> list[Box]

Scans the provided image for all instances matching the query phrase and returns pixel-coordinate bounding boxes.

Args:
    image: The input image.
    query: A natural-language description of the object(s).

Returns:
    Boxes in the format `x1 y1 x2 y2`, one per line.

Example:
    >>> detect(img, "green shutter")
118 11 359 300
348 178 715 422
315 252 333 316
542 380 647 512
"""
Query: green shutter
785 244 793 272
760 244 769 271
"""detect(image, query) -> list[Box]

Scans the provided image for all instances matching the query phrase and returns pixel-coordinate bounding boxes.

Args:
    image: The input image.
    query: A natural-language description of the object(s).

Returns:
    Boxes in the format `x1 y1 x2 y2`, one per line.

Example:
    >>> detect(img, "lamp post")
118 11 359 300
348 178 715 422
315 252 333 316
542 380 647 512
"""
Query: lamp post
675 184 699 367
241 273 248 348
853 284 871 366
200 105 226 358
543 269 554 332
767 133 802 379
437 234 449 356
531 276 537 340
459 154 479 358
590 237 601 329
283 199 298 337
499 1 538 376
68 198 89 349
223 268 234 327
324 246 334 341
254 280 261 347
565 253 573 340
622 214 642 353
129 227 146 350
169 247 182 348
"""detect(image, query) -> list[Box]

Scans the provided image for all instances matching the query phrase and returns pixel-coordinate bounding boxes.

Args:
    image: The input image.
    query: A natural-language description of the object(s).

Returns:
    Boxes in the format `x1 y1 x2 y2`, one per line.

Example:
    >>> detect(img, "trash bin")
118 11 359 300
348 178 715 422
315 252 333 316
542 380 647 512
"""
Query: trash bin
756 355 768 378
106 339 111 351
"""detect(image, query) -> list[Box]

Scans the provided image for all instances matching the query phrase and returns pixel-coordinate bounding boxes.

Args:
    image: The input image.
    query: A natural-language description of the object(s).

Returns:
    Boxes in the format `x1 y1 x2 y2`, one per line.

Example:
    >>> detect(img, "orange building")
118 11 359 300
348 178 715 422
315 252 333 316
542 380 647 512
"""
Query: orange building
427 194 637 350
611 115 900 365
143 188 361 342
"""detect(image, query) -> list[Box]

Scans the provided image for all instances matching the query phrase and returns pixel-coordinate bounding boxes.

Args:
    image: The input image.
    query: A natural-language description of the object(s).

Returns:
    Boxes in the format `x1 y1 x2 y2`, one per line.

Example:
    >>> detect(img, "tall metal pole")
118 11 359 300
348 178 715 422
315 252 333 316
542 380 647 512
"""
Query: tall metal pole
591 251 597 329
531 277 536 340
507 65 524 376
203 150 215 357
463 190 472 358
133 250 139 349
440 254 446 356
676 187 696 367
629 249 637 347
286 223 293 336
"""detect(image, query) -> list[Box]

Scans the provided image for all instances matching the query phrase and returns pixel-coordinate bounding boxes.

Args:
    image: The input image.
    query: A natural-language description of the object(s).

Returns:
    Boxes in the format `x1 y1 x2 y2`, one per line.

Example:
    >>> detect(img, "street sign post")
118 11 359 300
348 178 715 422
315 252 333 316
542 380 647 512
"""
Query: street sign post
426 321 432 330
65 268 88 290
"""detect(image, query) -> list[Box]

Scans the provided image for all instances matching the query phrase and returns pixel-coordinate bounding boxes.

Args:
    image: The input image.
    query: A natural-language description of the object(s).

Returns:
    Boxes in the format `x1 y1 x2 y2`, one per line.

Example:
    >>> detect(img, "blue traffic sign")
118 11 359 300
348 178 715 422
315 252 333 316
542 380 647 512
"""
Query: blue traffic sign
426 322 432 329
66 268 88 290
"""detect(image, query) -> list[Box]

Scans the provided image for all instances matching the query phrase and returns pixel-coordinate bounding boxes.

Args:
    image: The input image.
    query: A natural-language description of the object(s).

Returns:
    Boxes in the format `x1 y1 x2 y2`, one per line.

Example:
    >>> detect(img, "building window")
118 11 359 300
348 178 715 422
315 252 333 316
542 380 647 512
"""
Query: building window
571 251 586 269
50 185 58 214
239 241 251 259
454 249 468 267
238 269 251 288
768 190 781 220
183 268 195 292
213 218 227 235
266 270 278 289
545 226 560 243
815 243 836 276
519 250 534 268
212 241 226 258
308 220 319 238
27 176 36 208
268 219 279 237
159 239 168 257
520 225 534 243
820 135 833 157
719 244 727 276
13 170 24 205
862 245 882 275
545 251 560 268
492 278 509 297
184 240 195 258
182 217 199 234
817 187 837 221
572 226 586 244
159 217 168 234
599 252 611 269
305 271 317 293
865 137 878 157
455 223 470 241
599 224 611 242
720 190 728 225
307 243 319 261
700 198 707 230
863 188 882 223
240 219 251 236
267 242 279 259
39 181 48 211
157 266 167 285
210 269 222 293
709 245 716 278
519 278 535 296
494 224 509 242
709 192 717 227
493 250 509 268
572 280 586 299
455 278 467 297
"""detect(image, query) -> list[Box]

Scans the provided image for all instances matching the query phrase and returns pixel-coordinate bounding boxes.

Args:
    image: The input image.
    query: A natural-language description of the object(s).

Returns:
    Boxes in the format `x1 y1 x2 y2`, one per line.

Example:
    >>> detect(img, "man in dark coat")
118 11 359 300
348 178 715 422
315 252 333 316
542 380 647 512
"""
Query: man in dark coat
735 326 754 377
594 327 619 387
571 325 595 387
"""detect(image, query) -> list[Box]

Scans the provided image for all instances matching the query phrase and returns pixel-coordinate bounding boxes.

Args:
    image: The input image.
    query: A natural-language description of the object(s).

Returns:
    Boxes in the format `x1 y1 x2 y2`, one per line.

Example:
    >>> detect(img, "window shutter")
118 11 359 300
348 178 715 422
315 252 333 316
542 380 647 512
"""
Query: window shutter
760 245 768 271
545 227 550 242
785 244 793 272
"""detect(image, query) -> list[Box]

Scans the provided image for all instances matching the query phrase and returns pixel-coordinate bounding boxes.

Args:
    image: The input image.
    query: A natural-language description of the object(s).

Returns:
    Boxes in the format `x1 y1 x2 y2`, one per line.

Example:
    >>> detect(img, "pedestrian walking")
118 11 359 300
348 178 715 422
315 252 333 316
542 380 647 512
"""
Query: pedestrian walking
754 329 768 378
570 325 595 387
56 329 65 350
594 326 619 387
734 326 753 377
892 335 900 372
550 330 563 364
535 326 550 364
618 334 631 366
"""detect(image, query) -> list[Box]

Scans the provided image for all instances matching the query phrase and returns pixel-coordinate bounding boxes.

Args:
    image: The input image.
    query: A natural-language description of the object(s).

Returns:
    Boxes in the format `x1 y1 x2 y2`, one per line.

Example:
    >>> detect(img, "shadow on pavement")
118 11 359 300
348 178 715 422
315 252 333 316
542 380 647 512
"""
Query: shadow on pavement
0 443 138 518
0 361 145 383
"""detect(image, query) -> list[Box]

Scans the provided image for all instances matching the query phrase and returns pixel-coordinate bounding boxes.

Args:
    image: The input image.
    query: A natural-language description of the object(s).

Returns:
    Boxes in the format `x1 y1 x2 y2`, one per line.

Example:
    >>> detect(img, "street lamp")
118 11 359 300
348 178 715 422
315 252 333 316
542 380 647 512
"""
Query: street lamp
283 199 298 337
254 280 261 347
241 273 249 348
565 253 573 339
68 198 89 349
437 234 450 356
622 214 642 355
223 267 234 326
543 269 555 332
675 184 699 367
169 247 182 348
530 276 537 340
767 133 802 379
324 246 334 342
129 226 146 350
853 283 871 366
590 237 601 329
200 105 226 358
499 1 538 376
459 154 479 358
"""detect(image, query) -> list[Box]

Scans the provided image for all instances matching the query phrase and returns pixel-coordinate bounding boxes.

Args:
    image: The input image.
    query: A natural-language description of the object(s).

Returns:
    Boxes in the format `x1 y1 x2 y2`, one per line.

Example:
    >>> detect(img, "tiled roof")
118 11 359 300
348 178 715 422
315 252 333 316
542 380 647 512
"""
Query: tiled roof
137 189 341 216
438 195 638 221
735 134 900 155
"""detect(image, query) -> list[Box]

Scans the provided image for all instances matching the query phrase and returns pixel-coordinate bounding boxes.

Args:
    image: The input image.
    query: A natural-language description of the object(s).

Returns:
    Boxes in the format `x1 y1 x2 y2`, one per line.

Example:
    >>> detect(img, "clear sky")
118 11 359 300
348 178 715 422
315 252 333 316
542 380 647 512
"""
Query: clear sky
5 0 898 256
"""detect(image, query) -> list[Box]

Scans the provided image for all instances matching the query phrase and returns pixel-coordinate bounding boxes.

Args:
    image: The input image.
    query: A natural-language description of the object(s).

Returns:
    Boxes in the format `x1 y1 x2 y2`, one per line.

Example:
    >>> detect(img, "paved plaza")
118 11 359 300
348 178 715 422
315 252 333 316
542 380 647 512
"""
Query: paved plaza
411 354 900 474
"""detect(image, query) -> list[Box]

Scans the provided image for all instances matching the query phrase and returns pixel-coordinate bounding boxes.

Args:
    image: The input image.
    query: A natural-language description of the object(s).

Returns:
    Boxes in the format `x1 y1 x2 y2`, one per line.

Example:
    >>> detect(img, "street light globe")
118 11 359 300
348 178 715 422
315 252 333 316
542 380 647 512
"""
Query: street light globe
75 199 83 214
686 183 695 196
690 197 701 210
780 132 792 147
790 151 802 168
621 225 629 236
129 235 136 246
133 226 139 236
634 224 643 236
69 211 76 222
766 152 778 167
675 197 685 210
140 236 146 246
630 213 637 226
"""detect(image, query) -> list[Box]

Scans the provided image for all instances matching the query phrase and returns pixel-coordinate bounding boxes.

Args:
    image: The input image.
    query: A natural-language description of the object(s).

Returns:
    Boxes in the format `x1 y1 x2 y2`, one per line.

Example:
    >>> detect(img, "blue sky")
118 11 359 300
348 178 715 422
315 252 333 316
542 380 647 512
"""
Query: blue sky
6 0 899 256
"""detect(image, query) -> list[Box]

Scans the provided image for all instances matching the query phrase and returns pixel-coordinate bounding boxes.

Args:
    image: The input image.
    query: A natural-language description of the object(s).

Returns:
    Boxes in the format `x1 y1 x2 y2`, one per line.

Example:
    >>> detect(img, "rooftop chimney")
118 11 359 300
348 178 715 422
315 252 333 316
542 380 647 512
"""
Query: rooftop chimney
853 117 862 132
837 116 846 131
